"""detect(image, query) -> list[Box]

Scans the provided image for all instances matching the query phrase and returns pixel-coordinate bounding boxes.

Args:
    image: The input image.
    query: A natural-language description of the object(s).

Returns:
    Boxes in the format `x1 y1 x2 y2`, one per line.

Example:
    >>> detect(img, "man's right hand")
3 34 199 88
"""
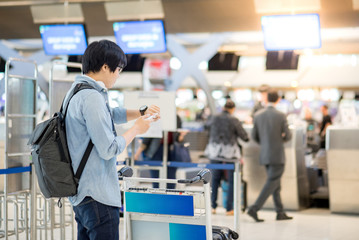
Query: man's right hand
133 114 154 135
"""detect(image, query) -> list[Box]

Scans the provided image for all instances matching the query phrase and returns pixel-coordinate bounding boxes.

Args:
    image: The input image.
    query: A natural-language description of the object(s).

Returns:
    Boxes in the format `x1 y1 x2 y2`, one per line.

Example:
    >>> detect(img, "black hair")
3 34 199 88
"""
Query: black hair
267 90 279 103
82 40 127 74
224 99 235 109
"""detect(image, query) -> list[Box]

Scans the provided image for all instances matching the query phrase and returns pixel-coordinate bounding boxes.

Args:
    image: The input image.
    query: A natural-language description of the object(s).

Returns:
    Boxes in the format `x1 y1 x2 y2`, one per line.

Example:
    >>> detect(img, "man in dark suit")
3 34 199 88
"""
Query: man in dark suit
247 90 293 222
250 84 270 119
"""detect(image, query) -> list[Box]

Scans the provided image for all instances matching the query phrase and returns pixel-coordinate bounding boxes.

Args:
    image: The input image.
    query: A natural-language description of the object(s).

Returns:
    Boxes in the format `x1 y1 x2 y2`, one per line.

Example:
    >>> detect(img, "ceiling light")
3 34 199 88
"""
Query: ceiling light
30 3 84 24
104 1 164 21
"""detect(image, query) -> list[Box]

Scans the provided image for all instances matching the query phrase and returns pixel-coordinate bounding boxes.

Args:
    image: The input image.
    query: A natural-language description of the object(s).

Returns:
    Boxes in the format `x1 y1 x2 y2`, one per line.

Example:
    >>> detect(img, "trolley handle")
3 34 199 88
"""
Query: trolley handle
118 166 133 180
177 169 211 185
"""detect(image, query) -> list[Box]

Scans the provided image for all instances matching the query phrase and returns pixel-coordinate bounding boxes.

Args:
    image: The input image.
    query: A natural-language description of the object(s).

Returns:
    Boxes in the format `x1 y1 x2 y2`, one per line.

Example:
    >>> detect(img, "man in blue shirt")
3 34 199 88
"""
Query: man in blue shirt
64 40 160 239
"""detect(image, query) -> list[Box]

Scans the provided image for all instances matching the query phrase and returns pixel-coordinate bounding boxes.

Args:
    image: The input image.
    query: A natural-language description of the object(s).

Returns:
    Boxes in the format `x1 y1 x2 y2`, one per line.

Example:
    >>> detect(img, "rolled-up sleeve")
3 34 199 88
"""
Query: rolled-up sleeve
111 107 127 124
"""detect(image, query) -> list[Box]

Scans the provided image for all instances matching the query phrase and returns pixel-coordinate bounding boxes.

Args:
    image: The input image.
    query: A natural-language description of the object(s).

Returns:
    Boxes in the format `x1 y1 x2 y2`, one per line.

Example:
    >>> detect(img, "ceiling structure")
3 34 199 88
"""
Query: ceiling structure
0 0 358 56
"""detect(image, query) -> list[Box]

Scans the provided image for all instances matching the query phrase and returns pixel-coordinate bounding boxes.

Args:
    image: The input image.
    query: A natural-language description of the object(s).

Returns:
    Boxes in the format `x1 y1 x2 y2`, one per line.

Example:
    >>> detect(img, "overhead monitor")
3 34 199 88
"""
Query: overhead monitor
266 51 299 70
40 24 88 55
67 55 83 73
113 20 167 54
123 54 146 72
208 53 240 71
261 13 321 51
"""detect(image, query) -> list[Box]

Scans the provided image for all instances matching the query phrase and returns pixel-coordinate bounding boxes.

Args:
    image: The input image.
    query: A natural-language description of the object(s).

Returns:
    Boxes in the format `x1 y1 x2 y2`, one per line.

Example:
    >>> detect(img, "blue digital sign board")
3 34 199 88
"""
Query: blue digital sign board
40 24 88 55
113 20 167 54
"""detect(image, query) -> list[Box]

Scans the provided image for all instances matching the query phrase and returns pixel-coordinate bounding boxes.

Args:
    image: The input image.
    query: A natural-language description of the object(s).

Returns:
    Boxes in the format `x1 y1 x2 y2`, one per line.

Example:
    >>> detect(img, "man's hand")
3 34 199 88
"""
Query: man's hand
146 105 161 121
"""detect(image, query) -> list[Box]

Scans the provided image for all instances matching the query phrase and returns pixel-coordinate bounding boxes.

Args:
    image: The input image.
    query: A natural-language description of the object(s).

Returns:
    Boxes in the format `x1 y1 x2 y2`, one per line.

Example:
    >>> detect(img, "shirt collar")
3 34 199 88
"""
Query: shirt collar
96 80 107 90
75 75 108 92
266 103 276 108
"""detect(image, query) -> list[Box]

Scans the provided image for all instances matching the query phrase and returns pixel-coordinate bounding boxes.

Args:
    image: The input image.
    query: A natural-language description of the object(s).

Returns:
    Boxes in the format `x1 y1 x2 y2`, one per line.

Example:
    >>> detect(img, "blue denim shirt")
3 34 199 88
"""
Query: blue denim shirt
64 75 127 207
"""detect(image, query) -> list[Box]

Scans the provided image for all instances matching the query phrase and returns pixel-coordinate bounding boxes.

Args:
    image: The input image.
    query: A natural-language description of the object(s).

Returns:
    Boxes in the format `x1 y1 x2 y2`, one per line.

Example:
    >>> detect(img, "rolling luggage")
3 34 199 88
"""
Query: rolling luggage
240 160 247 213
212 225 239 240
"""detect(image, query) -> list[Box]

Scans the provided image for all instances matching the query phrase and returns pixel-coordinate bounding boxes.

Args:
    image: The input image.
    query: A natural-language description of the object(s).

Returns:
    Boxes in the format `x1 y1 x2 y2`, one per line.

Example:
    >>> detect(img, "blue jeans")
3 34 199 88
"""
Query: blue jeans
73 197 120 240
210 163 234 212
145 145 177 189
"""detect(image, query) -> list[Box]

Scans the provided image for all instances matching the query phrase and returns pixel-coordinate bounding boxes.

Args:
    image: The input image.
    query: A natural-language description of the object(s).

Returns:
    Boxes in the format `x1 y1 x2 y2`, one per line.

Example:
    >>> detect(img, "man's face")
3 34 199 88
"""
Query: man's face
321 106 327 115
260 92 268 103
104 65 122 88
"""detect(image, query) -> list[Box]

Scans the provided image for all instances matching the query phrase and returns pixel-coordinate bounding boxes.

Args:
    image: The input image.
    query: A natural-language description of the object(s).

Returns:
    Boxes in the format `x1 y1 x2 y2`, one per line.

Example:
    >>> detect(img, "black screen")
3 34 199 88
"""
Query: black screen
266 51 299 70
0 57 13 72
208 53 240 71
0 58 6 72
123 54 146 72
67 55 83 73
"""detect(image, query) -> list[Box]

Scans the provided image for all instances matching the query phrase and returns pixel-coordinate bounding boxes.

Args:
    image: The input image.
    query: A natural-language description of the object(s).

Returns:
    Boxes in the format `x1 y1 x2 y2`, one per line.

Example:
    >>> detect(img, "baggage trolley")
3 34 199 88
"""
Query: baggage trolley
122 169 239 240
122 169 213 240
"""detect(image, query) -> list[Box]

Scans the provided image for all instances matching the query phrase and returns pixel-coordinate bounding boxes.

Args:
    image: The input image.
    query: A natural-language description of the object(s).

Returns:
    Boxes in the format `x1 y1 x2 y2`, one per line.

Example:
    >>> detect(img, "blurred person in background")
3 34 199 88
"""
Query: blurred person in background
303 107 320 153
319 105 332 149
134 115 188 189
247 90 292 222
195 106 211 122
204 99 249 216
251 84 271 119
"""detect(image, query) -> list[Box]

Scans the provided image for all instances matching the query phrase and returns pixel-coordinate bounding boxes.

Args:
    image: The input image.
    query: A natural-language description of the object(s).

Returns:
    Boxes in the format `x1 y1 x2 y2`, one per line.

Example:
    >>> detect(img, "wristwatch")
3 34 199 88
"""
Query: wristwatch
139 105 148 116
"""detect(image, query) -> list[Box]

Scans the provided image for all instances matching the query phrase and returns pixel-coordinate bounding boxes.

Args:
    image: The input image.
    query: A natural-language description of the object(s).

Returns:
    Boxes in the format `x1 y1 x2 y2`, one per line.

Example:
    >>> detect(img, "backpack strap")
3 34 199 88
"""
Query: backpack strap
60 83 94 118
60 83 96 183
74 139 93 180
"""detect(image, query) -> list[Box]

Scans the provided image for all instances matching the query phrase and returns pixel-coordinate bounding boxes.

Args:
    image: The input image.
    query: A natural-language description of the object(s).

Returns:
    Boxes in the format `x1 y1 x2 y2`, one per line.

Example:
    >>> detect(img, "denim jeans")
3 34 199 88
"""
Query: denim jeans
73 197 120 240
145 145 177 189
210 162 234 212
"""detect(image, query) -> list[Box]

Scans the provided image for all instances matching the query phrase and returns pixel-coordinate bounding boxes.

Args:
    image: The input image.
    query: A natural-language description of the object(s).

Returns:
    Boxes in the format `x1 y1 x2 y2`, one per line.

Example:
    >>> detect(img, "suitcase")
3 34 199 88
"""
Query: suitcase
212 225 239 240
240 160 247 213
241 179 247 213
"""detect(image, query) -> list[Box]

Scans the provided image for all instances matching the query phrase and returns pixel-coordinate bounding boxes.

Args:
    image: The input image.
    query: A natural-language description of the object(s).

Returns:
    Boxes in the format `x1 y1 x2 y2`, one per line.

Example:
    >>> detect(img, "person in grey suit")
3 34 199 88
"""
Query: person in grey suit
247 90 293 222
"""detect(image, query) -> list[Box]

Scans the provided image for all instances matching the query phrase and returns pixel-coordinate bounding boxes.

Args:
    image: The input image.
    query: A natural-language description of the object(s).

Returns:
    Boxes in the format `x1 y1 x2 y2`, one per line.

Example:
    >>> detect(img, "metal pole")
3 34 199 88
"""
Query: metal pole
71 208 75 240
50 200 55 240
44 199 48 240
30 165 37 240
130 141 135 169
161 131 168 188
4 57 38 239
60 203 65 240
25 193 29 240
233 161 240 234
123 180 130 240
4 57 10 240
204 183 212 240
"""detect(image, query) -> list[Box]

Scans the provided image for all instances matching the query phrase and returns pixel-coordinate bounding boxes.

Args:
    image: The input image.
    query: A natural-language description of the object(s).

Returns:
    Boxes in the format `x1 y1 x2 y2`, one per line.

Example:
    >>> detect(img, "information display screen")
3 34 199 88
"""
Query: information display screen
261 13 321 51
113 20 166 54
40 24 88 55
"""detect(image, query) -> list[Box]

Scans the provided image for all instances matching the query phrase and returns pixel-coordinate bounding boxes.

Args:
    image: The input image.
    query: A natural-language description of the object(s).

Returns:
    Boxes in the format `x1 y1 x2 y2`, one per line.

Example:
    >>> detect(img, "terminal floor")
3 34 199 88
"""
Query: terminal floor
210 207 359 240
16 207 357 240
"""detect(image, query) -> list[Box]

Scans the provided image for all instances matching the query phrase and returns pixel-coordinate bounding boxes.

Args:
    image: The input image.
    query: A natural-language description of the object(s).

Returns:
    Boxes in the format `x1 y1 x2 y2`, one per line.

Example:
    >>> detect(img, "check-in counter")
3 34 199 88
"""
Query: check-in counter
326 126 359 214
242 125 310 210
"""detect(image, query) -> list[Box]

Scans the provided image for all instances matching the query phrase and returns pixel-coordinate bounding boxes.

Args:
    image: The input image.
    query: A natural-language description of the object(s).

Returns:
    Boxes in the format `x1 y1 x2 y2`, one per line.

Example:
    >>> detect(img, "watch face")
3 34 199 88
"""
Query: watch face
140 105 148 111
139 105 148 115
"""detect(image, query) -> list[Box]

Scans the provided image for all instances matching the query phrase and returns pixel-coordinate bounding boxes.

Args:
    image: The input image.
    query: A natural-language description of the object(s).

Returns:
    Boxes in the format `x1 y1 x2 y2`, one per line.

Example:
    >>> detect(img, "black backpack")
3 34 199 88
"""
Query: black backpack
28 83 94 200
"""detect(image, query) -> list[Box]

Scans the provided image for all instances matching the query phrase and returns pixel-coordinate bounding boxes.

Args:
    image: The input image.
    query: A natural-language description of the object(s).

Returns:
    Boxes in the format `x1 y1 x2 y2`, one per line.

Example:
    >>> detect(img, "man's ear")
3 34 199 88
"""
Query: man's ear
101 64 109 71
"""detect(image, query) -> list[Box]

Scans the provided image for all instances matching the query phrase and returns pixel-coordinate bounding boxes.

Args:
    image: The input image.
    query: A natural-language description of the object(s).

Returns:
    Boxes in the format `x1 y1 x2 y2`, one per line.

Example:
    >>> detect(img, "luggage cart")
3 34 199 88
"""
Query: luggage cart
122 169 213 240
4 58 38 240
